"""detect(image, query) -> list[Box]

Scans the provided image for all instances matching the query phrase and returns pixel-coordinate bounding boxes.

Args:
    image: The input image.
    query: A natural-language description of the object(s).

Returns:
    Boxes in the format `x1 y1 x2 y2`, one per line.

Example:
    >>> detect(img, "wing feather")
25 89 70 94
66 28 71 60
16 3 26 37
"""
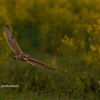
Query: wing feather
27 58 56 70
5 24 23 55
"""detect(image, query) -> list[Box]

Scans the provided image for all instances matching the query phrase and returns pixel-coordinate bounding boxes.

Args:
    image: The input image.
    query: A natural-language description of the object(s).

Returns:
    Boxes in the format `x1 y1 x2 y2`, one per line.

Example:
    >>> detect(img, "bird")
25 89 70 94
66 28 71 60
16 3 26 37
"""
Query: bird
5 24 56 70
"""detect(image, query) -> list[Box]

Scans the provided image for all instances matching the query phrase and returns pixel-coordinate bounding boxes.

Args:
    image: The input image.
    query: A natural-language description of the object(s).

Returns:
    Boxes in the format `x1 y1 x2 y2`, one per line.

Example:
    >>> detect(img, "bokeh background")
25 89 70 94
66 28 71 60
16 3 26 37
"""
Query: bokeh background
0 0 100 99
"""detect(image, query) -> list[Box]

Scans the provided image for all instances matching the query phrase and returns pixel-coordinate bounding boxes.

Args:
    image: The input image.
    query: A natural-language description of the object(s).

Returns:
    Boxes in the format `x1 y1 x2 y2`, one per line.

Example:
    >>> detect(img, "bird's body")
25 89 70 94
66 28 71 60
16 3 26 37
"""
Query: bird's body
11 53 29 61
5 24 56 70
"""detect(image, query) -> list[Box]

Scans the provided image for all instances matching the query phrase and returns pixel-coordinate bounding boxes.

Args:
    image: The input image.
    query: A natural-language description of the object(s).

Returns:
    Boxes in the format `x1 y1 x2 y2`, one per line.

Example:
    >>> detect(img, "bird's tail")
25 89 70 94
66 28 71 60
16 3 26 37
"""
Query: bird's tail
10 56 18 60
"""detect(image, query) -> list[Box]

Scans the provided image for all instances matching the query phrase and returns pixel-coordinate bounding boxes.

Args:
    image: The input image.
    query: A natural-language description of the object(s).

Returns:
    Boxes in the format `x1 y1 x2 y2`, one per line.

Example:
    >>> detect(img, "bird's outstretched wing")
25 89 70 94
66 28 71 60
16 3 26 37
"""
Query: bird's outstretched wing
5 24 23 55
27 58 56 70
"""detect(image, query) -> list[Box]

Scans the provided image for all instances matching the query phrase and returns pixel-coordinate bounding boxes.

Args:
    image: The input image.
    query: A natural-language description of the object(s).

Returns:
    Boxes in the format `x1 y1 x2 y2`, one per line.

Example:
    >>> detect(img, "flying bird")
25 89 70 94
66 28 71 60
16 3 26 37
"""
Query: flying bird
5 24 56 70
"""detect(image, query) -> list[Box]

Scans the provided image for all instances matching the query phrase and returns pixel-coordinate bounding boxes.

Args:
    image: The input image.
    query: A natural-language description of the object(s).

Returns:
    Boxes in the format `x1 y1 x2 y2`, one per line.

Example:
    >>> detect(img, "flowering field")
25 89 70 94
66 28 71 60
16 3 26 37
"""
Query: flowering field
0 0 100 99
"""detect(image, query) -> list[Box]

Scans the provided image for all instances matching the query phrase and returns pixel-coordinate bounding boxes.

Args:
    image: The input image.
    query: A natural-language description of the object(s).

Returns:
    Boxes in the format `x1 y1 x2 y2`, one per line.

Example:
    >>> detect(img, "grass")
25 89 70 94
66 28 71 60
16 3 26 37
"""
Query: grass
0 90 67 100
0 49 100 100
0 90 100 100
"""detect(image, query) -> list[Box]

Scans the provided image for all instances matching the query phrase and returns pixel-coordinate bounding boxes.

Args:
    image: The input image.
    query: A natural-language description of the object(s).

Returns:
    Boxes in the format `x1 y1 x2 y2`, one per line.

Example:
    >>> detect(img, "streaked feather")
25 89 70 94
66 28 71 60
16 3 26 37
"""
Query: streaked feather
5 24 23 55
27 58 56 70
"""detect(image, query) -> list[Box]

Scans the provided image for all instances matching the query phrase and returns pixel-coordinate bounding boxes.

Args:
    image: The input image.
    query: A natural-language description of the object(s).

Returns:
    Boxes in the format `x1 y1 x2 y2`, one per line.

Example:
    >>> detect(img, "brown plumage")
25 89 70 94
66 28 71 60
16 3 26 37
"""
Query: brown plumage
5 24 56 70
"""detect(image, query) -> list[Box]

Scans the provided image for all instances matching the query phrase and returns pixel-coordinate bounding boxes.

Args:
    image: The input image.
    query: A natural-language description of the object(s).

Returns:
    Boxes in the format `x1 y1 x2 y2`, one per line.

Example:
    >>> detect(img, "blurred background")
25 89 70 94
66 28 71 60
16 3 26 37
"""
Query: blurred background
0 0 100 99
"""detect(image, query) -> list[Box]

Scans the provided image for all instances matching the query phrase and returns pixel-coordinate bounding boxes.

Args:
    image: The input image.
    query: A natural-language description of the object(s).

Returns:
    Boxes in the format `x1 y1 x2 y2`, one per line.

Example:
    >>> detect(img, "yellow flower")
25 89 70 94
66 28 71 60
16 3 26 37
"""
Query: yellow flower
74 46 77 50
93 37 95 40
61 39 64 42
57 48 60 51
87 25 93 33
52 60 56 65
98 26 100 29
3 32 6 38
64 70 67 72
90 44 96 52
52 60 54 65
98 46 100 54
6 53 9 56
76 78 79 82
81 41 85 48
0 37 2 40
88 38 91 42
64 35 67 39
98 81 100 84
84 71 87 74
97 20 100 25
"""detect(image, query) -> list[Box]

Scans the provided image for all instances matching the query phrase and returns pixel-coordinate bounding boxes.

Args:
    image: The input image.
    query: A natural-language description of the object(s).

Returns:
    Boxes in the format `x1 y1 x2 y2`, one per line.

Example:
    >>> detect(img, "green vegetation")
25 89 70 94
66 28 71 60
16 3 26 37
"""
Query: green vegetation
0 0 100 99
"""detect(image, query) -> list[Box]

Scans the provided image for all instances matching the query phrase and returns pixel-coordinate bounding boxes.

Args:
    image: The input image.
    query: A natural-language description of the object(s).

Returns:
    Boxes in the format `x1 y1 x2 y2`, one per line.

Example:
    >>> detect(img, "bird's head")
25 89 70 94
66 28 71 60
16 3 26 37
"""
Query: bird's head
22 54 29 61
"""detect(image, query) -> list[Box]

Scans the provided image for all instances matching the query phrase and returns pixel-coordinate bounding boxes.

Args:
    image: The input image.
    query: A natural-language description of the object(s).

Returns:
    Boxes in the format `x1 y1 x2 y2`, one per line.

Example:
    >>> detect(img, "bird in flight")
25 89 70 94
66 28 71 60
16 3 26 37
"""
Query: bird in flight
5 24 56 70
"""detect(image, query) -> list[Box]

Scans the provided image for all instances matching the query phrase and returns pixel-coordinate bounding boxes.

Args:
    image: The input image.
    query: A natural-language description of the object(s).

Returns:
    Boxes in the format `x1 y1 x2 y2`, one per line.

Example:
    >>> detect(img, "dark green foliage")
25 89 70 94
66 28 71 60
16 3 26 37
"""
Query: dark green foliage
0 0 100 99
